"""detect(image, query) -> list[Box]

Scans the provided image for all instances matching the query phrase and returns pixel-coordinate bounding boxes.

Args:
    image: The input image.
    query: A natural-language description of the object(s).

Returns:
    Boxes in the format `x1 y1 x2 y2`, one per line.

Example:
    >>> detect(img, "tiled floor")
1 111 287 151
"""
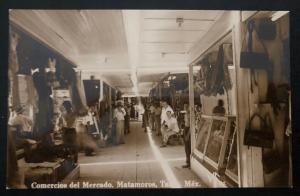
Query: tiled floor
77 121 207 188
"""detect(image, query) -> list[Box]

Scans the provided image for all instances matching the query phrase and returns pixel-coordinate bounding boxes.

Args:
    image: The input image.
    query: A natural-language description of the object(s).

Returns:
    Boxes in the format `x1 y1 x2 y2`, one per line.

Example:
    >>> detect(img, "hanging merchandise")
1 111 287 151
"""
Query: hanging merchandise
170 74 188 91
17 75 39 117
194 54 213 95
207 44 232 96
257 18 277 41
32 69 54 138
223 43 233 65
282 39 290 84
244 113 274 148
262 143 282 174
9 40 21 108
56 57 85 113
240 19 273 92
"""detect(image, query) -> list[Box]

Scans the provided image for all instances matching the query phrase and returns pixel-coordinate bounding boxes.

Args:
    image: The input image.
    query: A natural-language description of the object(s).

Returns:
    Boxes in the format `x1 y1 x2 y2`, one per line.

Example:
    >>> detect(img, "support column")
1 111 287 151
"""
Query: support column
109 87 112 138
158 84 162 100
233 11 264 187
188 64 195 151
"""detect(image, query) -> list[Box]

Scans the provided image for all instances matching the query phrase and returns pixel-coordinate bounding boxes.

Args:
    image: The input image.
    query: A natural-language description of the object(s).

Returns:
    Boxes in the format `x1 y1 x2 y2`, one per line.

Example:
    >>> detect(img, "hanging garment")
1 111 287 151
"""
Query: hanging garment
282 39 290 84
26 76 39 113
32 71 54 137
17 75 39 118
9 47 21 107
223 43 233 65
207 45 232 96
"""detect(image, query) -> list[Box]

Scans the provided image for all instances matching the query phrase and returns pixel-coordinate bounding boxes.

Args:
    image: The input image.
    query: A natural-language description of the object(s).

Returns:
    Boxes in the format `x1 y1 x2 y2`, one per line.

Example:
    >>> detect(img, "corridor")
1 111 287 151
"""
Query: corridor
77 121 206 188
6 9 291 189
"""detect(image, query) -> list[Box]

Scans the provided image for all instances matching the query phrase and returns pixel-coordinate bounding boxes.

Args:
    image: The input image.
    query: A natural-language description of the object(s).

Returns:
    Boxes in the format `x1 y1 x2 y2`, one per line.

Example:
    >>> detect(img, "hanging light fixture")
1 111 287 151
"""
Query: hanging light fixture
176 17 184 27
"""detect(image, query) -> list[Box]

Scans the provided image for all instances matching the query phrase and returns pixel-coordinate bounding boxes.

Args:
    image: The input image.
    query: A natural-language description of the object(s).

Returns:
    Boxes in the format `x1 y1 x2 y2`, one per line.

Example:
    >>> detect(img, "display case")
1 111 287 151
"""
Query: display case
193 115 238 185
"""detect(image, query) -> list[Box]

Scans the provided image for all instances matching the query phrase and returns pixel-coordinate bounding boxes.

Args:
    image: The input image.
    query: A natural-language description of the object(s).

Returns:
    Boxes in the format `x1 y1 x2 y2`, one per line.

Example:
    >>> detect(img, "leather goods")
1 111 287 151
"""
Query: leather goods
240 20 273 73
257 18 277 40
240 20 274 93
244 113 274 148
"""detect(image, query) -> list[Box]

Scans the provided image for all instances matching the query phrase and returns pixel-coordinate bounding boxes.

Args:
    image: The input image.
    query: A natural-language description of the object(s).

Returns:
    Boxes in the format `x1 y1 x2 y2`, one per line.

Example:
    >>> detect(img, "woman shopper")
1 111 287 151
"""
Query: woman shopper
113 102 126 144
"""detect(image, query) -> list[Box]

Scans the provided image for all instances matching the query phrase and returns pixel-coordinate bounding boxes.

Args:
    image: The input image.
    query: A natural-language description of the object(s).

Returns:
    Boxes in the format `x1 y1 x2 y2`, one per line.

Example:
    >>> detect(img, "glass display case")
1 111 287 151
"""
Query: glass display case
193 114 238 185
224 124 238 183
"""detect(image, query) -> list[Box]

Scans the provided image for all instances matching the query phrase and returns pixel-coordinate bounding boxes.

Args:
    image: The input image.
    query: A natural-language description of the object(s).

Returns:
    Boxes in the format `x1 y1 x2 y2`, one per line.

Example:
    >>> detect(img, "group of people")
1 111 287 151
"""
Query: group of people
141 100 191 168
8 97 226 170
142 98 226 169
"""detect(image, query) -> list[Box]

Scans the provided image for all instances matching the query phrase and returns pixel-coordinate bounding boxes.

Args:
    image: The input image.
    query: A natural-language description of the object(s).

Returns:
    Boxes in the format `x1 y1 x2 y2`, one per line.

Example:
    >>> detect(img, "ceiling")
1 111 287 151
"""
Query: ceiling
9 10 224 96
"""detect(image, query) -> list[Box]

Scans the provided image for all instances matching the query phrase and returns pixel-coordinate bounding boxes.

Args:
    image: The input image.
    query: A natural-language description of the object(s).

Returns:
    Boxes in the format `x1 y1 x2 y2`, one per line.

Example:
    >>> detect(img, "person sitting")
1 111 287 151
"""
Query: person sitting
160 100 174 134
160 111 180 147
212 99 226 116
76 121 97 156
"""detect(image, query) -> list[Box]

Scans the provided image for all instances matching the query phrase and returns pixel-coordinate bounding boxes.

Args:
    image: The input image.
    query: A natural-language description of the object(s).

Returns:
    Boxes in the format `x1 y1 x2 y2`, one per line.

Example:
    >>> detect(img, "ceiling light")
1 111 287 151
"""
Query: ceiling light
271 11 289 21
176 17 184 27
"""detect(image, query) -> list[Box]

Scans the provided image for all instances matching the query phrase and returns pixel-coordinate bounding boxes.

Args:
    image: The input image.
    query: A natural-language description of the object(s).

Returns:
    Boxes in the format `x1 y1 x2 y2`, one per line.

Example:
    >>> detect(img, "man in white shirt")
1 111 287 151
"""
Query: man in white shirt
160 100 174 126
160 111 179 147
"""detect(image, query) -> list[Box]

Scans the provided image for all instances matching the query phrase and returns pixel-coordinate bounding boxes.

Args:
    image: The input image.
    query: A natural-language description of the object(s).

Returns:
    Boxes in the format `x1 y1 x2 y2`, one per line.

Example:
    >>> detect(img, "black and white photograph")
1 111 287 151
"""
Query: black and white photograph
5 9 292 189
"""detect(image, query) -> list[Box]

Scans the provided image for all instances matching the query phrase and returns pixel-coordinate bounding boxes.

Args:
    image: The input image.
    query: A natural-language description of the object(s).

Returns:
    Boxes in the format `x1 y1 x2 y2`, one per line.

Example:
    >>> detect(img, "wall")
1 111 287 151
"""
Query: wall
188 11 261 187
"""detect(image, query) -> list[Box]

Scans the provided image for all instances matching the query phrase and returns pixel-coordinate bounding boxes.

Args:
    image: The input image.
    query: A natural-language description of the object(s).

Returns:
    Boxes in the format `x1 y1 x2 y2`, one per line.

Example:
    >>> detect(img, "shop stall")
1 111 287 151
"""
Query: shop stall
7 24 88 188
188 11 291 187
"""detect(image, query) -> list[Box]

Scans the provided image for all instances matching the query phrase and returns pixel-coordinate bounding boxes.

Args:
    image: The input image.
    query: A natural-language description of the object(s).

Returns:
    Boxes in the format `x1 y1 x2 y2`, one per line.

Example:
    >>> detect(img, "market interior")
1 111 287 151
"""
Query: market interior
7 10 291 188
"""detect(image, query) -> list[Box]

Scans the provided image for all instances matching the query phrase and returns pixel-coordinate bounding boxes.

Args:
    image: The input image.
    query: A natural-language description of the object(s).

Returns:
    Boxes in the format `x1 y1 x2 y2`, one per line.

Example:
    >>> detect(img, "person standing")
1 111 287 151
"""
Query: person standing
56 101 79 163
182 104 191 168
130 103 135 120
124 103 130 134
154 102 162 136
142 103 148 132
113 102 126 144
149 103 155 131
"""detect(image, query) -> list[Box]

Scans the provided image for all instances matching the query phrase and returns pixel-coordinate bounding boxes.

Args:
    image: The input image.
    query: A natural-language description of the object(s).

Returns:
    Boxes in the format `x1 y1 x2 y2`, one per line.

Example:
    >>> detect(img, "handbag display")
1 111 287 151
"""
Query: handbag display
240 20 273 84
244 113 274 148
257 18 277 41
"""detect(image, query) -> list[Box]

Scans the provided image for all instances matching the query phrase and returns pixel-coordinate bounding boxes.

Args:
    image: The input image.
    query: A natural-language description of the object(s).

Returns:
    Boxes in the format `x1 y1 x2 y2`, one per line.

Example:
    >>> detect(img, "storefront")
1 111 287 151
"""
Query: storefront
7 23 121 188
188 11 291 187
